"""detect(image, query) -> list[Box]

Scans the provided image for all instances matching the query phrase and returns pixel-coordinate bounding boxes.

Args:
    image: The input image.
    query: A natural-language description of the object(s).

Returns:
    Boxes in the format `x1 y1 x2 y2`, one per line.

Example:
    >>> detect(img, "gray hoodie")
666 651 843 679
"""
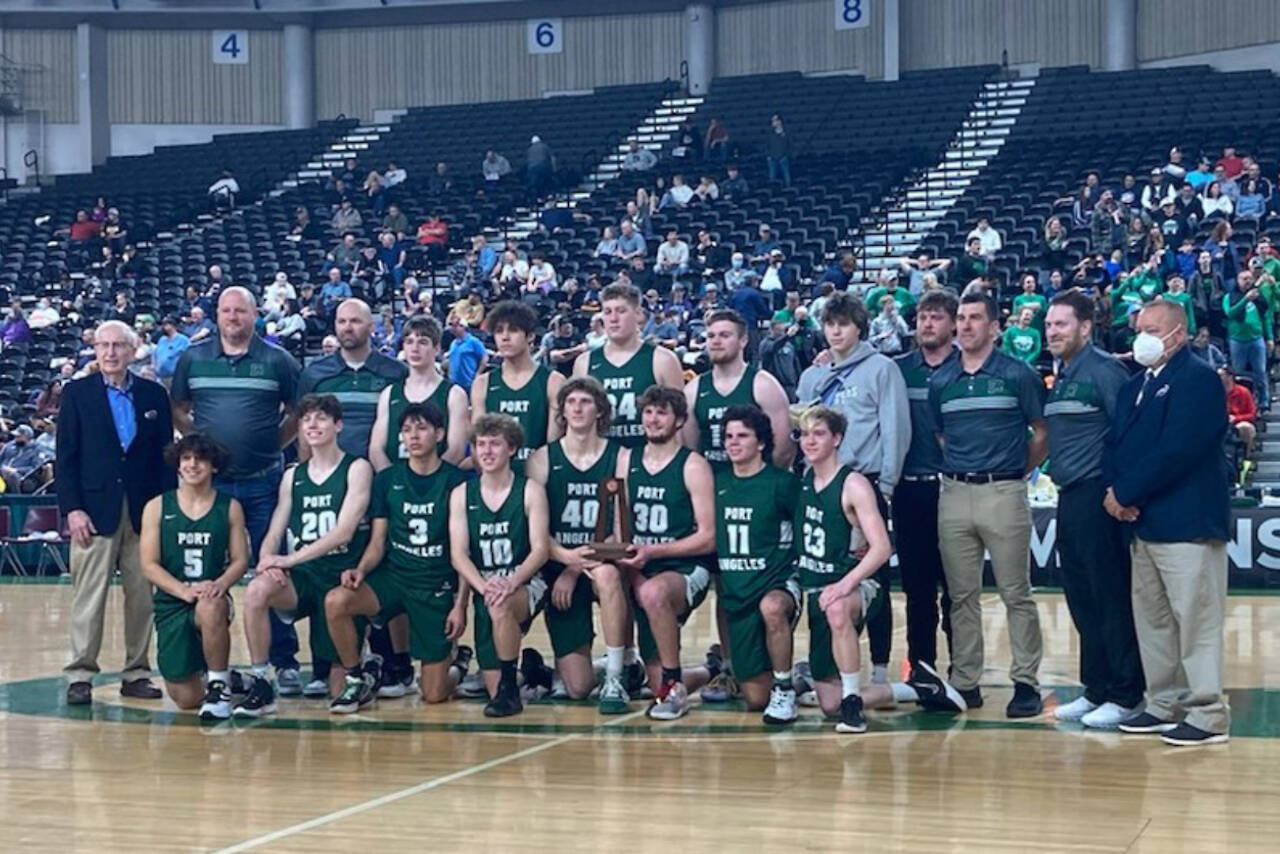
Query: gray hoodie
795 340 911 495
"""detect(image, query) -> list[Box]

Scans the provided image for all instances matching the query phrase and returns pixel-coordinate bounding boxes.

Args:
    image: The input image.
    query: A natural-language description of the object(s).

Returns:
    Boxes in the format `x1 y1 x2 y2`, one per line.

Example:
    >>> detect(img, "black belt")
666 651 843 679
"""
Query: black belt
901 473 939 483
944 472 1023 484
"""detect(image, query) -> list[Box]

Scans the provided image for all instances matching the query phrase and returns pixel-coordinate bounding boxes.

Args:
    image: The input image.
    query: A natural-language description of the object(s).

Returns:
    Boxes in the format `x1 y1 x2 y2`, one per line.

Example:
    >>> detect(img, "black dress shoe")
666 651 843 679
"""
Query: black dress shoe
120 678 162 699
1006 682 1043 718
66 681 92 705
959 686 983 709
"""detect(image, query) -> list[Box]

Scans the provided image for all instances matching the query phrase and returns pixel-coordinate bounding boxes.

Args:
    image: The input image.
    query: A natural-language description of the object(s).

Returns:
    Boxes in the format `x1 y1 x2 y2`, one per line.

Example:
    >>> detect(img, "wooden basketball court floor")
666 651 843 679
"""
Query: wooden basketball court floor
2 580 1278 853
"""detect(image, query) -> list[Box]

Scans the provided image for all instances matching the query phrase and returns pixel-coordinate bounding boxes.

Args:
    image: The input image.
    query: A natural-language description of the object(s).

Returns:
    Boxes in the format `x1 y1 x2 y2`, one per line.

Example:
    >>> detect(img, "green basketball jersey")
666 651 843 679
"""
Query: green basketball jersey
795 465 863 590
486 363 552 471
466 473 532 578
287 454 371 584
626 446 706 577
155 490 233 611
714 464 799 611
544 437 620 579
694 365 758 469
588 342 657 448
370 460 465 594
384 377 453 461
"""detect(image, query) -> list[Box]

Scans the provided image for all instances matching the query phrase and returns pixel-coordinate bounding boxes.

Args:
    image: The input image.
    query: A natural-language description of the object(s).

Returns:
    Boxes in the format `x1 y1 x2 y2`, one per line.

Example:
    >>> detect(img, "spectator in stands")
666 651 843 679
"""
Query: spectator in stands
449 250 484 292
1141 167 1175 214
372 304 400 356
954 236 989 286
693 174 719 203
102 208 128 253
28 297 59 329
1153 197 1188 247
290 205 322 241
377 230 408 289
472 235 497 278
428 161 453 195
362 170 387 215
621 140 657 172
274 301 307 356
759 248 794 308
624 198 654 240
69 209 101 243
655 229 690 280
331 198 363 235
321 334 339 356
670 121 702 161
751 223 779 265
869 294 909 356
692 229 726 278
526 135 554 199
1040 216 1069 279
1123 215 1149 269
1212 165 1240 203
1236 179 1267 221
377 161 404 191
1190 326 1227 370
728 272 770 359
1225 268 1271 410
705 118 730 162
1001 307 1042 364
722 164 749 200
90 197 108 222
263 272 297 319
765 114 791 187
182 305 215 343
1184 156 1213 192
105 291 134 326
595 226 619 260
822 252 858 289
1203 221 1240 286
1200 181 1233 220
1217 146 1244 180
615 219 647 265
967 217 1003 259
333 155 360 187
1172 182 1202 228
329 232 360 277
1220 368 1258 456
208 170 239 211
482 149 511 187
1 424 45 493
35 371 66 418
1164 146 1187 181
1013 273 1048 333
659 174 694 210
326 178 352 208
724 251 756 292
627 255 654 292
1246 160 1272 206
759 318 803 402
1117 173 1138 208
352 245 388 300
494 249 530 291
1070 187 1095 229
321 267 353 314
444 316 486 392
1092 189 1127 255
382 203 409 239
526 252 558 296
1162 275 1196 335
866 271 916 320
416 211 450 264
448 291 486 329
811 281 835 321
152 316 189 383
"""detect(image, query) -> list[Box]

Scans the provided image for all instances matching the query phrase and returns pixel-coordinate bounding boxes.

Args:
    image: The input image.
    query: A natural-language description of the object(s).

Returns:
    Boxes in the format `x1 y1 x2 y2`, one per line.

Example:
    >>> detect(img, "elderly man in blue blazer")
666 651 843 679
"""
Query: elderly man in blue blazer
1104 300 1232 747
57 320 175 705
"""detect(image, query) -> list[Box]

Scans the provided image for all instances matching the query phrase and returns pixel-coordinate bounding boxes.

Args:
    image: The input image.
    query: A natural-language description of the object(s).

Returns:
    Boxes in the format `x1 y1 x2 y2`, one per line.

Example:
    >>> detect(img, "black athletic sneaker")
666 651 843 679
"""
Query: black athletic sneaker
484 684 524 718
835 694 867 733
1005 682 1043 718
624 661 651 699
909 661 967 713
1160 722 1229 747
958 686 984 710
1117 711 1178 734
451 644 474 679
229 670 249 696
520 648 554 696
199 680 233 721
363 654 384 691
233 676 277 718
330 672 377 715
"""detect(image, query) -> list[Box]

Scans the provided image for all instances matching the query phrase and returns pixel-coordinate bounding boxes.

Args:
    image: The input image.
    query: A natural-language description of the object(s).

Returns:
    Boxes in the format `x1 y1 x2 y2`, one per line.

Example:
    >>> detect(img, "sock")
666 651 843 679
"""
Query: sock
346 663 364 680
605 645 624 678
499 659 518 690
773 670 793 690
253 663 269 680
871 664 889 684
392 651 411 674
890 682 920 703
661 666 682 687
624 647 641 666
840 671 860 699
207 670 230 687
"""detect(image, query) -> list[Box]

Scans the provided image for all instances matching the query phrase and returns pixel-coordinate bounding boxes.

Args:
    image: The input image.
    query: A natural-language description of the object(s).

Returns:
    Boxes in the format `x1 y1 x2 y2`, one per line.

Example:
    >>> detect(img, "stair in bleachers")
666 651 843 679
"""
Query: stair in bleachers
857 77 1034 283
291 124 395 186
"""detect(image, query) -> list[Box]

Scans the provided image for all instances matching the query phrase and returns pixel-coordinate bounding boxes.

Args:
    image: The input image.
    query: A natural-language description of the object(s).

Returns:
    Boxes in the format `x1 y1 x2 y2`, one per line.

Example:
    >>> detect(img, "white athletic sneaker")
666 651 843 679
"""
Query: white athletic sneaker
598 673 630 715
647 681 690 721
275 668 302 697
762 685 798 726
198 680 233 721
798 690 820 708
1054 695 1099 722
1081 702 1140 729
301 678 329 698
457 671 487 699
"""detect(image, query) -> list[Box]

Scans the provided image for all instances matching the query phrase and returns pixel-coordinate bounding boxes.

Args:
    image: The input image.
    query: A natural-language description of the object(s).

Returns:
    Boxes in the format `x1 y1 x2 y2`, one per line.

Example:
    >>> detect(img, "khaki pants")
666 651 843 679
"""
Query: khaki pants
1130 537 1229 733
64 498 153 684
937 478 1042 691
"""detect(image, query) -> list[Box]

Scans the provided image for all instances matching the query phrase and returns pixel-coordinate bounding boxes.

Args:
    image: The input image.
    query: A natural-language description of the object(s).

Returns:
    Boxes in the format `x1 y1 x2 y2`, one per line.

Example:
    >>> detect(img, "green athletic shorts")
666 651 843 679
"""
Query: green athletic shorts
724 577 802 682
473 574 549 671
154 594 233 682
806 578 883 682
274 569 342 664
542 566 596 659
365 571 457 666
635 564 712 664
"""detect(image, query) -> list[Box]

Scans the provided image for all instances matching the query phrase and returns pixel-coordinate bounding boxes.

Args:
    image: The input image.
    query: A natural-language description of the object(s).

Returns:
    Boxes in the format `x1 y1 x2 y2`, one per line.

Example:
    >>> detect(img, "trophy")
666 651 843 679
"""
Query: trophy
586 476 635 562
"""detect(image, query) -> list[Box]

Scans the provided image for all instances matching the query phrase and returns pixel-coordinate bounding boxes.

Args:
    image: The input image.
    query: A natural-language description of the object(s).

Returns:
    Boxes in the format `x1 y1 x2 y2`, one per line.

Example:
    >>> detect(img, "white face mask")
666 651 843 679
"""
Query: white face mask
1132 327 1179 367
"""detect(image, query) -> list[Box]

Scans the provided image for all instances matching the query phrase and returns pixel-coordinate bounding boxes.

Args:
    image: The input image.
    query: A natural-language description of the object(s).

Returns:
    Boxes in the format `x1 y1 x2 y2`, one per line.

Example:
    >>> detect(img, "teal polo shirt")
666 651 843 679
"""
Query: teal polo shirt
895 348 953 476
299 350 407 459
928 347 1045 475
1044 345 1129 488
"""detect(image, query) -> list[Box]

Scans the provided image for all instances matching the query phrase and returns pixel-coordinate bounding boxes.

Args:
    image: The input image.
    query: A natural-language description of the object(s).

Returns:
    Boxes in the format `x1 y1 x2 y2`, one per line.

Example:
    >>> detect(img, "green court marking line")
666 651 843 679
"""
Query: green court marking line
2 674 1277 739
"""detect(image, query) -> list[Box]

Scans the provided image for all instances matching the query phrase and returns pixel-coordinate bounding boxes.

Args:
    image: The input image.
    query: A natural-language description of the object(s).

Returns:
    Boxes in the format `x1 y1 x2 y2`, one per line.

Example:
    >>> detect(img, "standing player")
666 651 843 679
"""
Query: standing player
370 314 470 469
323 403 472 713
681 308 794 703
234 395 373 717
621 385 717 720
472 301 563 474
714 406 802 725
525 377 633 713
139 435 250 720
796 406 964 733
574 282 685 448
448 413 551 717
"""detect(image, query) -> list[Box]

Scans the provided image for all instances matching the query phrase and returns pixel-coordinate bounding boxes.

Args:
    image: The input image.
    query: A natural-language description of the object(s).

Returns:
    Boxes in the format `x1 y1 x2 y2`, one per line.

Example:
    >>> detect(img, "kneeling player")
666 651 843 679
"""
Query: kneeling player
236 394 373 717
715 406 802 725
526 377 633 713
449 413 551 717
620 385 717 720
796 406 964 733
139 435 250 720
324 402 471 713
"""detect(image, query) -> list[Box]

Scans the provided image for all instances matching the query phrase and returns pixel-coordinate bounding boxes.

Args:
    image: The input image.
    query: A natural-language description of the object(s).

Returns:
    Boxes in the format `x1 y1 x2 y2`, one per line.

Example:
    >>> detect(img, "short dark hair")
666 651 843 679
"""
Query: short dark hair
917 289 959 320
402 314 442 346
399 401 446 432
555 376 612 437
637 384 687 421
298 393 343 421
959 291 998 322
163 433 230 471
1049 288 1095 325
821 292 869 337
485 300 538 336
722 404 773 462
705 308 746 336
